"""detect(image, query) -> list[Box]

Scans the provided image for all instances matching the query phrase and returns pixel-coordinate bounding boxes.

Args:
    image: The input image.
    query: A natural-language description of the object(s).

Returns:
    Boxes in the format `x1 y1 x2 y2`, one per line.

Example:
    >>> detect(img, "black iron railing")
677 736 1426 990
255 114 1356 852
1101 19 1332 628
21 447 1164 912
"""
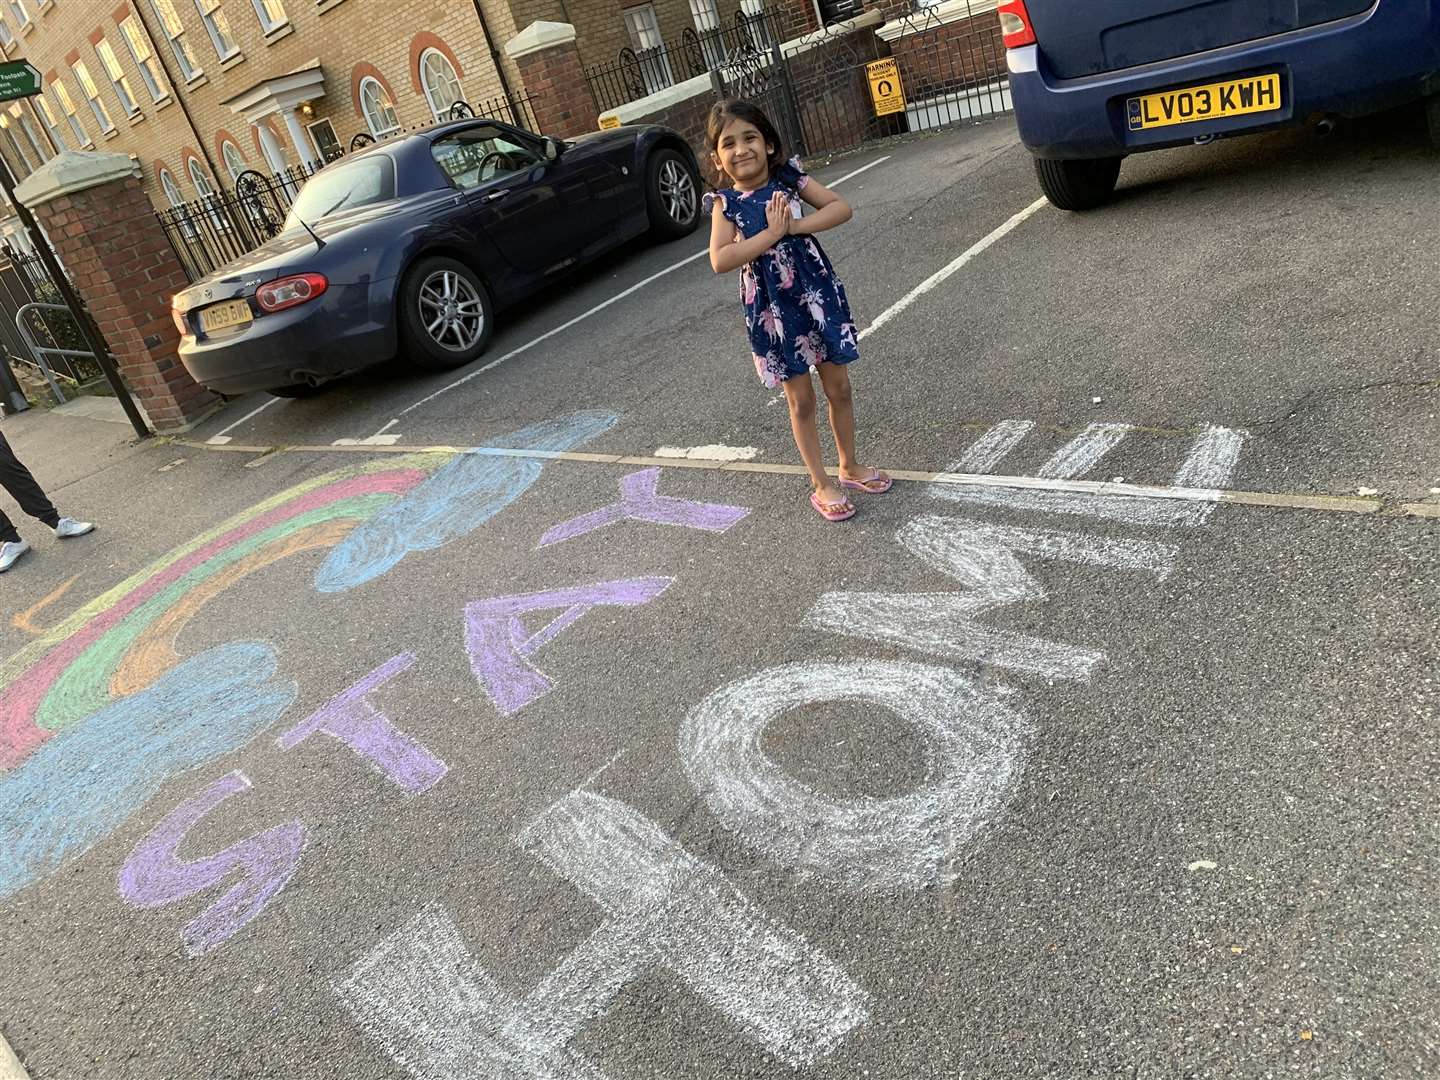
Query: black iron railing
585 10 781 113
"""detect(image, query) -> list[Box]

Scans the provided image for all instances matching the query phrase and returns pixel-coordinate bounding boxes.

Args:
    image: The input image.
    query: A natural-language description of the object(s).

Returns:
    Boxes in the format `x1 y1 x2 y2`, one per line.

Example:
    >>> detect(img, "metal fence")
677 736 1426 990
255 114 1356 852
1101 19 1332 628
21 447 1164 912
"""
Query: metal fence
586 10 781 113
158 90 543 283
0 243 103 401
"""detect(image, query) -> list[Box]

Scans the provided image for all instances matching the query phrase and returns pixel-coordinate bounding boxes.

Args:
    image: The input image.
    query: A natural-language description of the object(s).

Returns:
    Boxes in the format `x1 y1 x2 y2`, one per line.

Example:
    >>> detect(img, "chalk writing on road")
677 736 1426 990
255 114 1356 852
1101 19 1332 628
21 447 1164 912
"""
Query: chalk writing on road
337 792 868 1076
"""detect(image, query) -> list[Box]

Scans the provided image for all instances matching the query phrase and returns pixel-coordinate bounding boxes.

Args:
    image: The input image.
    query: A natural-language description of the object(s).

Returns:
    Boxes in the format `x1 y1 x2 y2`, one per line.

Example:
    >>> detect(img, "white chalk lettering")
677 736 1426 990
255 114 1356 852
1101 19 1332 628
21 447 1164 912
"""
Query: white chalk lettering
681 660 1027 890
336 792 867 1076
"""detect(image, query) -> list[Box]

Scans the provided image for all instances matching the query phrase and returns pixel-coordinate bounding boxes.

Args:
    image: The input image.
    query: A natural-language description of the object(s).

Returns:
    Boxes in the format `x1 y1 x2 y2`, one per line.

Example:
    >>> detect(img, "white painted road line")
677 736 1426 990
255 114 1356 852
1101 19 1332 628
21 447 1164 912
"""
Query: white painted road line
366 156 893 441
205 397 279 445
1037 422 1133 480
0 1032 29 1080
953 419 1034 472
859 196 1048 340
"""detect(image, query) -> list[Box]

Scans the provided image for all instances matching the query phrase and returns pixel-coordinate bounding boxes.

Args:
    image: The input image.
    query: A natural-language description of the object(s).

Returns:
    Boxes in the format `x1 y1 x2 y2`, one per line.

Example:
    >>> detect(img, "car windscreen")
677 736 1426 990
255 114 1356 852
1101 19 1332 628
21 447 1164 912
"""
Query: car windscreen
284 156 396 228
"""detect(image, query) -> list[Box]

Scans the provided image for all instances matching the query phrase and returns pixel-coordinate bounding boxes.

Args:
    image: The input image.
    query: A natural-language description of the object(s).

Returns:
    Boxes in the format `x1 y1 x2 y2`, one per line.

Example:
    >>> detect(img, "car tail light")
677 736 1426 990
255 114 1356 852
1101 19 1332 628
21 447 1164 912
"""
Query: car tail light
256 273 328 313
997 0 1037 48
171 300 189 337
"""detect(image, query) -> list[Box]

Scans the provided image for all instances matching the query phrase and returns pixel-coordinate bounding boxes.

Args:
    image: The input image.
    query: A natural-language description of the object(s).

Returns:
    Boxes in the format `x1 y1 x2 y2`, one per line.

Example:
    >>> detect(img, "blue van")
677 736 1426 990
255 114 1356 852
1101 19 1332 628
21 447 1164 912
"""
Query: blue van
1000 0 1440 209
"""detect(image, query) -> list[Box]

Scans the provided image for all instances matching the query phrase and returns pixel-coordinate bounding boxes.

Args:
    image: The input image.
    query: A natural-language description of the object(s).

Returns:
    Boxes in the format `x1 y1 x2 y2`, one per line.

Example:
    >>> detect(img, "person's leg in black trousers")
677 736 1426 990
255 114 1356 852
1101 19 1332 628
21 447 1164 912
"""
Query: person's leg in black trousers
0 429 93 572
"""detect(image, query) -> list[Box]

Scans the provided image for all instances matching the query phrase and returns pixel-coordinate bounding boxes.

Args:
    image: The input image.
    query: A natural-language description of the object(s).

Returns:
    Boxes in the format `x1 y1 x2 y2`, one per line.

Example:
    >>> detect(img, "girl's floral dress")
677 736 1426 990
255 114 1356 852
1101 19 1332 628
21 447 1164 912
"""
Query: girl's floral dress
703 157 859 389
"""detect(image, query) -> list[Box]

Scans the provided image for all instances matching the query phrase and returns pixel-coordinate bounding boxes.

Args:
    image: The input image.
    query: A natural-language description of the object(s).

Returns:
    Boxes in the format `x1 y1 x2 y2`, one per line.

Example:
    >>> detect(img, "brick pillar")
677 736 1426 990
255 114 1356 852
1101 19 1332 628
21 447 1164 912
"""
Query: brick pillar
15 151 220 432
505 21 599 139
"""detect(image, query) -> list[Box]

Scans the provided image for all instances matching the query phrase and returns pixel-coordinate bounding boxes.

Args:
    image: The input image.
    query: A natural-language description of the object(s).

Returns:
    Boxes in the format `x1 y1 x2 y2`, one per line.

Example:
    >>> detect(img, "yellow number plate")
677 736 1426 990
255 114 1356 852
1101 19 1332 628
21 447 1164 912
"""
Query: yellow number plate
199 299 252 334
1126 73 1281 131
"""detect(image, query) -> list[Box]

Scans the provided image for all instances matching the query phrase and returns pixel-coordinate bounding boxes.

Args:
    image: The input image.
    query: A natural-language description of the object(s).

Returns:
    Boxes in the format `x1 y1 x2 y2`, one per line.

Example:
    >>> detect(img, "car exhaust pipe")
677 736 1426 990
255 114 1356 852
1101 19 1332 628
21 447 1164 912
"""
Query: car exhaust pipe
1315 117 1336 136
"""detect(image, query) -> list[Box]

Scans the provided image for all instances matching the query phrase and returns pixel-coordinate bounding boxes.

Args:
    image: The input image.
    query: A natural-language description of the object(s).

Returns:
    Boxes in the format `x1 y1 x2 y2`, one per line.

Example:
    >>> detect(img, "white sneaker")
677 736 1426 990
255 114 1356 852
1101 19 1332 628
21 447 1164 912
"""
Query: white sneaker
53 517 94 539
0 540 31 572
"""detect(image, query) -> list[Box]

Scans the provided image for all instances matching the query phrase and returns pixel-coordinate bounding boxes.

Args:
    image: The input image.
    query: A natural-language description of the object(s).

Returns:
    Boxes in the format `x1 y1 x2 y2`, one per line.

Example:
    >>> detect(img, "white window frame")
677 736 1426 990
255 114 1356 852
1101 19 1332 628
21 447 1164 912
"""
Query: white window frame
33 94 64 150
358 76 400 137
221 140 246 181
194 0 240 61
159 167 196 239
5 1 27 28
688 0 727 69
95 39 141 118
120 16 168 103
623 5 674 95
13 106 45 162
250 0 286 33
0 116 32 174
52 81 92 147
0 14 13 49
187 156 231 232
71 60 116 134
418 47 463 123
150 0 202 81
256 123 285 173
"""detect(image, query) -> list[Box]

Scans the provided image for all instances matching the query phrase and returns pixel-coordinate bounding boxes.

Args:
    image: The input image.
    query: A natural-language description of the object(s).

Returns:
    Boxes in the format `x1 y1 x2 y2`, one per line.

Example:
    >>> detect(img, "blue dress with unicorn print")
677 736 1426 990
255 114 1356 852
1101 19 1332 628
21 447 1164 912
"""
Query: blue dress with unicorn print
703 157 859 389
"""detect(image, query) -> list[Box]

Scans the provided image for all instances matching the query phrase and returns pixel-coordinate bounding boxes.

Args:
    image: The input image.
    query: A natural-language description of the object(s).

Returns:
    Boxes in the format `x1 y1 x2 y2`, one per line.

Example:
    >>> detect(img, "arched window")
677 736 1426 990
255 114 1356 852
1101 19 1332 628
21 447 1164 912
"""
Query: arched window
221 139 246 181
187 157 215 198
418 48 463 121
359 76 400 137
159 167 185 207
255 122 285 173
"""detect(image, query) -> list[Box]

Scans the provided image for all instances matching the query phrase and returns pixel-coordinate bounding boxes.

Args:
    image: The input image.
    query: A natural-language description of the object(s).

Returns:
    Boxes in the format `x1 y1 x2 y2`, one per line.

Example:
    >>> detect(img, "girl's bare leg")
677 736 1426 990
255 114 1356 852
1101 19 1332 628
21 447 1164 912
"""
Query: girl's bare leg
783 375 847 507
817 362 868 481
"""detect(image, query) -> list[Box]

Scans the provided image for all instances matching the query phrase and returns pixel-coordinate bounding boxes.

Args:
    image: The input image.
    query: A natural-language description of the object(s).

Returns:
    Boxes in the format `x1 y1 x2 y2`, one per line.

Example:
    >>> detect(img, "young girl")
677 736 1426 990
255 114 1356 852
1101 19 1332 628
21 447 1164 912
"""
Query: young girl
704 99 891 521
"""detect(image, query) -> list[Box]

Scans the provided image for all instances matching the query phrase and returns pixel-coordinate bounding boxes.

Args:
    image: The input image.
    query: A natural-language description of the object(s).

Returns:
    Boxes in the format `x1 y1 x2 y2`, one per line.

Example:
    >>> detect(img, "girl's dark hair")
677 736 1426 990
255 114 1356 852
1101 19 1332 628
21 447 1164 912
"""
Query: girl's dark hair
706 99 785 176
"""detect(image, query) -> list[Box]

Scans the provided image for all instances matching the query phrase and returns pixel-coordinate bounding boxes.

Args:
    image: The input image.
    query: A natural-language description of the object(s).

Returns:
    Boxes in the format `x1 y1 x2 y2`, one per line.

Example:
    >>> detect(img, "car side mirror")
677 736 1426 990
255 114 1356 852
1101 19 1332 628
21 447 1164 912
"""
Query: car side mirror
543 137 564 162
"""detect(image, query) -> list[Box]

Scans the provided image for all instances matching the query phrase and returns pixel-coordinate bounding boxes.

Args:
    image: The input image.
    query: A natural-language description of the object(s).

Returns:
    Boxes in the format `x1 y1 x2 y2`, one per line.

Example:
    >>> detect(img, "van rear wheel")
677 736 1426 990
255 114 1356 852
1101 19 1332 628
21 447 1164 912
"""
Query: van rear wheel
1033 156 1122 211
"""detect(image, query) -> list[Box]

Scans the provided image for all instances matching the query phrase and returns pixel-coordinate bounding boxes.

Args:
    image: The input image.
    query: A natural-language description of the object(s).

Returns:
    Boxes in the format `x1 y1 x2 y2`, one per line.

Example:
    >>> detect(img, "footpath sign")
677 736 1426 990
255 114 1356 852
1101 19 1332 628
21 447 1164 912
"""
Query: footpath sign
866 58 905 117
0 60 41 102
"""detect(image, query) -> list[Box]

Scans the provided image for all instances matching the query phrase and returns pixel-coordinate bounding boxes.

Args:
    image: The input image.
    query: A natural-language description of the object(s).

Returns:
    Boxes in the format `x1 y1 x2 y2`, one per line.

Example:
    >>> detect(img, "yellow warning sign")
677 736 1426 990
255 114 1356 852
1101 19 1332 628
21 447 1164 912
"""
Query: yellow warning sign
599 114 621 130
866 58 906 117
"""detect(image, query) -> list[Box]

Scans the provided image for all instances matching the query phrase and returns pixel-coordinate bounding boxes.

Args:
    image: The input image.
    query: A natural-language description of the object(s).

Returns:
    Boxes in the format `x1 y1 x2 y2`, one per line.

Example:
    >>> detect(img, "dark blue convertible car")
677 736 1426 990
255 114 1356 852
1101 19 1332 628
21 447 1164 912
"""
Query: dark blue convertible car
1000 0 1440 209
173 119 702 396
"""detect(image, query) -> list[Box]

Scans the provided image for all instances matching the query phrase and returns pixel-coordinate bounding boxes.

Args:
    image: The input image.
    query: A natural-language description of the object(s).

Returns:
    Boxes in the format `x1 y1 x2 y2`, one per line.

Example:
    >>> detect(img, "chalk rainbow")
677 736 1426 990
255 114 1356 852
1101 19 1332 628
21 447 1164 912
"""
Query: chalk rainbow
0 453 450 771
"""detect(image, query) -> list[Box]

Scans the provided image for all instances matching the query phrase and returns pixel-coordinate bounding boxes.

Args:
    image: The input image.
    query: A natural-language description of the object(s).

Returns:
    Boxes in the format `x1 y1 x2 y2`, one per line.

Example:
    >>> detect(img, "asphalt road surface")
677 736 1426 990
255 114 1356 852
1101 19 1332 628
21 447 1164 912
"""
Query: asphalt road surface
1 106 1436 1080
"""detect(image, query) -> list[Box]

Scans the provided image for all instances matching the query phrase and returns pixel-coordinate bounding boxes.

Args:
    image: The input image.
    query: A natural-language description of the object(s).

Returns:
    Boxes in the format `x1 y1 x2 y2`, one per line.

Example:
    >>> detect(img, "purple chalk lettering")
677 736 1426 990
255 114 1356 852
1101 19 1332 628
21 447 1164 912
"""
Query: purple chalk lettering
278 653 448 795
465 577 673 715
118 771 305 956
538 468 750 548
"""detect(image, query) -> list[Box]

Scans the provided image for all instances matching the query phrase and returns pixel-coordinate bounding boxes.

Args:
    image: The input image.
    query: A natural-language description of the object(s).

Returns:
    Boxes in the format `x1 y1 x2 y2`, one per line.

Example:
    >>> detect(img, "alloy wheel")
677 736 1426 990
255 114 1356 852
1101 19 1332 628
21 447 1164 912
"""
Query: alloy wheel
659 160 697 225
417 270 485 352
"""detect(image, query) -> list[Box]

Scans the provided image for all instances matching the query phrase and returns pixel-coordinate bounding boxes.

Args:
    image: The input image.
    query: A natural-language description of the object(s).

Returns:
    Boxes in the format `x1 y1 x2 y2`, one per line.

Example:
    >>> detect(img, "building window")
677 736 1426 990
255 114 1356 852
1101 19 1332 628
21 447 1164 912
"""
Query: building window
306 117 341 164
34 94 64 150
5 1 27 28
120 17 167 102
13 106 46 162
194 0 239 60
359 76 400 137
71 61 115 134
159 168 185 206
96 39 141 118
0 115 32 176
0 15 13 48
418 48 463 122
255 123 284 172
221 139 246 181
688 0 727 69
150 0 202 81
623 5 673 95
250 0 286 32
52 81 91 147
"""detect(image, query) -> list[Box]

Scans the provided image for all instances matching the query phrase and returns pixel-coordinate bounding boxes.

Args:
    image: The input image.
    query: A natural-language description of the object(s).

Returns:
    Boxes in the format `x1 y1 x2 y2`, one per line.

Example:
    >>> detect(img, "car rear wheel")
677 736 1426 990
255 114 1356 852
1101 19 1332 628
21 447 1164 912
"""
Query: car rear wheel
398 256 494 371
646 149 701 239
1033 156 1123 211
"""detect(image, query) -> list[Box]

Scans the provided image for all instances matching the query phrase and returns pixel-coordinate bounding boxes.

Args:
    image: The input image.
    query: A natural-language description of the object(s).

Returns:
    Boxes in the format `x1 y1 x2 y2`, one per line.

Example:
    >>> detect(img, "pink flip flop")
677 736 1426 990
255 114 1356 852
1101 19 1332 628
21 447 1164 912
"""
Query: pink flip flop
838 470 893 494
810 491 856 522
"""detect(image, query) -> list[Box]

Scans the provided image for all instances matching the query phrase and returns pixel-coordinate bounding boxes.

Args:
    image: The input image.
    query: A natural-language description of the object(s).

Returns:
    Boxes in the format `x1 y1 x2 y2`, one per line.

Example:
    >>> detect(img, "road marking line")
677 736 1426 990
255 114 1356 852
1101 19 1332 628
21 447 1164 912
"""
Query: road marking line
368 156 893 441
953 420 1033 472
1038 422 1133 480
0 1030 31 1079
179 437 1384 516
859 196 1047 340
205 397 278 445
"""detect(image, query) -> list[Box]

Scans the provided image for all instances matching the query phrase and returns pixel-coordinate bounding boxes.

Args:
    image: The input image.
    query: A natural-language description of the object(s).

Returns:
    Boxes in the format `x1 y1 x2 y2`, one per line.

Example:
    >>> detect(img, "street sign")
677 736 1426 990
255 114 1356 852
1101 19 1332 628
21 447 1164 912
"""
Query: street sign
866 58 906 118
0 60 41 102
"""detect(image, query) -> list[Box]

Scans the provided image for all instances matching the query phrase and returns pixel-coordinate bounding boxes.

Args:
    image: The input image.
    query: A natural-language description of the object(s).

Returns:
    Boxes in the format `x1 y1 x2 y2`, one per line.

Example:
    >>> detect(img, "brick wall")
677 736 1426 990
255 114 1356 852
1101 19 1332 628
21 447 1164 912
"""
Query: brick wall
887 8 1006 101
0 0 509 213
512 37 600 138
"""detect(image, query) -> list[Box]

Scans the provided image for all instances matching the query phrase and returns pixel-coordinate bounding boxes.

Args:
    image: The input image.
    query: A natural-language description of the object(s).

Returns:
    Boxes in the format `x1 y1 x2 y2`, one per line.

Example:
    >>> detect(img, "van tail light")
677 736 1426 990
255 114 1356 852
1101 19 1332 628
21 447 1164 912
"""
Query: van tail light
997 0 1037 48
256 273 328 313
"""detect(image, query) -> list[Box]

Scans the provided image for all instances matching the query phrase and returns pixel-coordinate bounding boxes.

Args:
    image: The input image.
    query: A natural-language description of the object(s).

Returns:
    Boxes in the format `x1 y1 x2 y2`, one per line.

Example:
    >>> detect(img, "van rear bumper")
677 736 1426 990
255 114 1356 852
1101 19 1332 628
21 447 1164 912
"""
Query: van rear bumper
1010 0 1440 159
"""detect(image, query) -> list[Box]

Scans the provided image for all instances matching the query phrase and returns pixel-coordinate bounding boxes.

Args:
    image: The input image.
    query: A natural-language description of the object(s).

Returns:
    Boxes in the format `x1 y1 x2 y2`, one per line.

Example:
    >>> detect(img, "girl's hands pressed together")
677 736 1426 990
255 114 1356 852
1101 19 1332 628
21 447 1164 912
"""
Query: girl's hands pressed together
764 192 792 243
